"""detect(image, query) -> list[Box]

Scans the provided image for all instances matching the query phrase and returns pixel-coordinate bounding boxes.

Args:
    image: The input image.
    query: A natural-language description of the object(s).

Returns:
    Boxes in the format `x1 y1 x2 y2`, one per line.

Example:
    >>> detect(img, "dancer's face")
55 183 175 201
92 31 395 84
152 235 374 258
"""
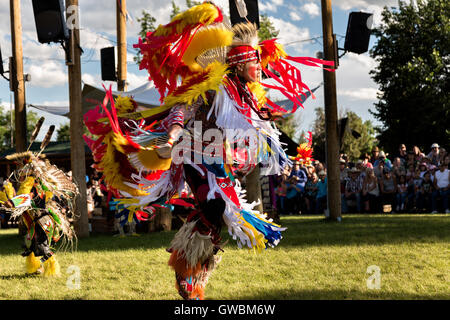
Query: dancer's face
239 60 261 82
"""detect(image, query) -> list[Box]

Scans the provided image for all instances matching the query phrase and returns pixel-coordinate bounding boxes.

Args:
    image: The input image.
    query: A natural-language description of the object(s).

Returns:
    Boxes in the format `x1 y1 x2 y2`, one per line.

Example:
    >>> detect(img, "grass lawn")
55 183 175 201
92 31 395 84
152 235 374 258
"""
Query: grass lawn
0 214 449 300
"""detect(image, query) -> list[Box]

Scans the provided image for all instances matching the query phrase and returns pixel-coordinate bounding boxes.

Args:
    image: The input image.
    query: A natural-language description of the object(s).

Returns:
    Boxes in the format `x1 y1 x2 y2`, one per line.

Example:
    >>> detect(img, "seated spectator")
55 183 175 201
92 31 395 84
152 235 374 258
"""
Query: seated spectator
339 158 348 191
427 143 440 166
374 160 385 180
285 176 304 215
443 154 450 170
418 162 428 179
362 153 373 169
397 143 407 165
306 165 315 179
419 171 434 212
275 175 288 215
356 160 366 179
379 169 397 213
412 145 425 164
343 167 362 213
290 161 308 190
374 151 393 171
405 151 417 169
396 175 408 212
431 162 450 213
392 157 406 178
362 167 380 213
370 146 380 165
405 163 416 182
409 169 423 211
304 173 319 214
316 171 328 215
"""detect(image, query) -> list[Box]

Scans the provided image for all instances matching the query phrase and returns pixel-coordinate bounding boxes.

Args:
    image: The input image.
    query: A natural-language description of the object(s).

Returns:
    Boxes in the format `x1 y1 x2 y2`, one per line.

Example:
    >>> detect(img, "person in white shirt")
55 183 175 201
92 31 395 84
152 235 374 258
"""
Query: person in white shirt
431 162 450 213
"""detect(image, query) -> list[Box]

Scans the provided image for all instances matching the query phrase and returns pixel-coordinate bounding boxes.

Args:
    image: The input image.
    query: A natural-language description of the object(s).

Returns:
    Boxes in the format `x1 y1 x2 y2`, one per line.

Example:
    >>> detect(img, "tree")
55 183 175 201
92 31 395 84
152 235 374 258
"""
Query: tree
170 1 181 19
311 107 377 162
56 123 70 142
258 14 279 41
0 106 41 152
369 0 450 155
275 115 297 142
340 111 377 161
133 10 156 64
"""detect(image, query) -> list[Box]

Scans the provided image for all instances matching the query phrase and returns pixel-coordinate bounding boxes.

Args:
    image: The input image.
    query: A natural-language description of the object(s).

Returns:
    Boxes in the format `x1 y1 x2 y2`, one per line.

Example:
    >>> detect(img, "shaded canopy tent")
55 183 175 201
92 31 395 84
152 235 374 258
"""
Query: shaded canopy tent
275 82 323 114
28 82 161 118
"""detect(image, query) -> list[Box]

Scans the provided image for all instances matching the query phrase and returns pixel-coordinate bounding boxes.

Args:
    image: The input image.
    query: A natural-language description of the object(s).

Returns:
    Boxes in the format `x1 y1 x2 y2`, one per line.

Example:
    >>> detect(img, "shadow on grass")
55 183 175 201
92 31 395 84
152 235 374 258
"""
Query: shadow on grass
0 273 38 280
0 228 177 255
0 215 448 255
231 288 450 300
278 214 450 248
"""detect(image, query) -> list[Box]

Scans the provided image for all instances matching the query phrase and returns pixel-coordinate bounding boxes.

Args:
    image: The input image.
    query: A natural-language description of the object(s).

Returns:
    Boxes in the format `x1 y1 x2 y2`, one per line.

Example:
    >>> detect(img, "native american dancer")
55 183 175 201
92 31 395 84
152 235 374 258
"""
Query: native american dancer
83 2 333 299
0 120 79 276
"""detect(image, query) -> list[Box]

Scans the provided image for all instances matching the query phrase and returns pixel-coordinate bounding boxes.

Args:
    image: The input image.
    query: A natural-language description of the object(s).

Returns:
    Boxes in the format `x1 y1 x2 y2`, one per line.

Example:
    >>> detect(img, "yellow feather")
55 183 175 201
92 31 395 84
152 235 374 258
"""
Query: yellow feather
137 149 172 171
248 82 267 109
25 252 41 274
182 27 233 72
99 133 147 197
163 61 228 108
155 3 220 37
4 182 15 199
43 255 61 277
0 191 8 203
17 177 35 195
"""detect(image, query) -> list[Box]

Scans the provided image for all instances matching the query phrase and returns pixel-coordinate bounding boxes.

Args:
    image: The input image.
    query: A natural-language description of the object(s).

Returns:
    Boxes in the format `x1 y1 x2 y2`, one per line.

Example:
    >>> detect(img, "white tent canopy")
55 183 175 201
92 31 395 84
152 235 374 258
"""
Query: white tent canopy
28 82 162 117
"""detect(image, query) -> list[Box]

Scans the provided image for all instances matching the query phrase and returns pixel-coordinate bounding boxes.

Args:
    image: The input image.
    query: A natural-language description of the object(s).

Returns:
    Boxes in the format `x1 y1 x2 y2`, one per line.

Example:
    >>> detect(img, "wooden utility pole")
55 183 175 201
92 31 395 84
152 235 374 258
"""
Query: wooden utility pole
66 0 89 237
10 0 26 152
320 0 341 221
116 0 127 91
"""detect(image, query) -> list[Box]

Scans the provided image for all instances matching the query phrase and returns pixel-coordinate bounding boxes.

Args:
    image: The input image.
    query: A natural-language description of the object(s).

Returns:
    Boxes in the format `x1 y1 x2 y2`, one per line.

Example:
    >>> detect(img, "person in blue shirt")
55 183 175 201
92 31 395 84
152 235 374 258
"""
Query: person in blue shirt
373 151 393 171
290 161 308 190
316 171 328 215
285 176 304 215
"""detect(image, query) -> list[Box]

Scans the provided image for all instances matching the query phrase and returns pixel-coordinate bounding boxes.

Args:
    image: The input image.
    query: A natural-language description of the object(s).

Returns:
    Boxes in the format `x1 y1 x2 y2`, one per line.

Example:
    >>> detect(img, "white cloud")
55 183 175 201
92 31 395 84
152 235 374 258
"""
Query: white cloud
27 60 67 88
302 3 320 17
290 12 302 21
269 17 310 52
340 87 378 100
259 2 278 12
126 72 149 90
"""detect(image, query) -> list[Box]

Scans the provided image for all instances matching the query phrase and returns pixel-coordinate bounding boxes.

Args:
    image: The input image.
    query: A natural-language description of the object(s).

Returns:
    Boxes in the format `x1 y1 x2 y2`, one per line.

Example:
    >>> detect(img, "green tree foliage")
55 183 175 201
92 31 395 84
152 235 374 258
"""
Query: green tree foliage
133 10 156 64
56 123 70 142
311 107 377 162
275 115 297 142
0 106 41 152
170 1 181 19
258 14 279 41
340 111 377 161
185 0 201 9
369 0 450 155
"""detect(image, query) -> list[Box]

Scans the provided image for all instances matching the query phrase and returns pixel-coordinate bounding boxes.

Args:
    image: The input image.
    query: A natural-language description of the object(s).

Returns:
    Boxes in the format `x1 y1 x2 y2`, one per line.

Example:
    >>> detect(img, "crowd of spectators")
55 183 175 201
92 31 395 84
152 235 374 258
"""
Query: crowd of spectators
275 143 450 215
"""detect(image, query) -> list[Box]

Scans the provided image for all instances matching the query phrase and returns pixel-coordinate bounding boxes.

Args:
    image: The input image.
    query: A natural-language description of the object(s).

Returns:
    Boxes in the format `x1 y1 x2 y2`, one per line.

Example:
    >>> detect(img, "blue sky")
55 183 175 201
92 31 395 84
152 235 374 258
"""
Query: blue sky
0 0 401 141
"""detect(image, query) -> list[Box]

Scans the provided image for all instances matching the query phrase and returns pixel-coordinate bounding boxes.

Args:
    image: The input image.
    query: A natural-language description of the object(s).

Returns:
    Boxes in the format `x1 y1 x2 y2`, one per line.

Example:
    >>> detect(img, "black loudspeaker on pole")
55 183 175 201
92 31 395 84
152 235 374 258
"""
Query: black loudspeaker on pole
229 0 260 28
32 0 69 44
101 47 117 81
344 12 373 54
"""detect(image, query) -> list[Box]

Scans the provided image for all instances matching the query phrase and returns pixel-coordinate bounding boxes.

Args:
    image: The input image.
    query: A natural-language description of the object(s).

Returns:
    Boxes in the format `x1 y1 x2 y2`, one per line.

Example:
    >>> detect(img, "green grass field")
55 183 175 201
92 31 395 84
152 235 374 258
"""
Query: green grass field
0 214 449 300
